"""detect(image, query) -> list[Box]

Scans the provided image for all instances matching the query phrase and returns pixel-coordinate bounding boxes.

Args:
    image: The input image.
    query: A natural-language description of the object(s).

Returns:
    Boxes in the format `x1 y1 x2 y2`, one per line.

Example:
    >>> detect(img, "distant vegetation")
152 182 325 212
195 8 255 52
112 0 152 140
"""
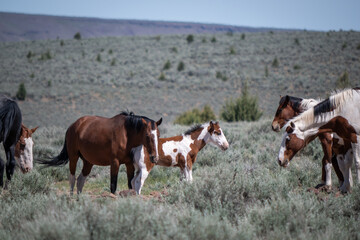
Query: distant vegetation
16 83 27 100
174 105 216 125
74 32 81 40
163 60 171 70
186 34 194 43
272 57 279 67
221 83 262 122
336 70 350 89
177 61 185 71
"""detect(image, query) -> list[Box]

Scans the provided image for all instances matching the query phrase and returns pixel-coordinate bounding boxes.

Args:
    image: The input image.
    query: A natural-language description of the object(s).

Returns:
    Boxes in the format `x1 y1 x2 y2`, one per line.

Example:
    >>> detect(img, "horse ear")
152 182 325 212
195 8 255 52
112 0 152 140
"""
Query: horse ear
209 121 214 133
31 126 39 133
156 118 162 126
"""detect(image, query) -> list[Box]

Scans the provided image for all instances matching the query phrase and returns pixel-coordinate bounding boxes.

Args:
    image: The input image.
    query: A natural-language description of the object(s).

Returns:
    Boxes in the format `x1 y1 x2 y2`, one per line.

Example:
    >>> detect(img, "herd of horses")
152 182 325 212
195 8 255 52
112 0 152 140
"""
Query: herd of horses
0 88 359 195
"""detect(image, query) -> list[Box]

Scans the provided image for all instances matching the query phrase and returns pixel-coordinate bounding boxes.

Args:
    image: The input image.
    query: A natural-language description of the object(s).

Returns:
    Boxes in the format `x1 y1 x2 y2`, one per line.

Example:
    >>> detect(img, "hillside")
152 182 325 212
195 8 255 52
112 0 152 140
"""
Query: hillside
0 31 359 128
0 12 288 42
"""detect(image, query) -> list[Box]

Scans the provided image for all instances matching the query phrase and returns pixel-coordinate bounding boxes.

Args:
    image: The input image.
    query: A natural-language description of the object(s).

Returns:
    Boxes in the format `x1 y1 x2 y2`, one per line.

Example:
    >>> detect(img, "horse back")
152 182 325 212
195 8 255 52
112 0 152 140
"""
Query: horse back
0 97 22 145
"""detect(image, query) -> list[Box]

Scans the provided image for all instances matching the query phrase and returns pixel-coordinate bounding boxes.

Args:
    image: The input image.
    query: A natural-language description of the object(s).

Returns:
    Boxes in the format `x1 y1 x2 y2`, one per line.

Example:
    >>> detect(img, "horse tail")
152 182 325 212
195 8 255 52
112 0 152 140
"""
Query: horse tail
0 98 22 143
37 138 69 167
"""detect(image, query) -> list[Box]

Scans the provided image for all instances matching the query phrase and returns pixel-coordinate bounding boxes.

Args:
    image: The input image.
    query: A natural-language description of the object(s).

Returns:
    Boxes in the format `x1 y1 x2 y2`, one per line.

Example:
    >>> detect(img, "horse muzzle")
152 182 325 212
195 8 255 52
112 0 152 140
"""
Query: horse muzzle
221 143 229 151
272 122 281 132
149 156 158 164
278 158 289 168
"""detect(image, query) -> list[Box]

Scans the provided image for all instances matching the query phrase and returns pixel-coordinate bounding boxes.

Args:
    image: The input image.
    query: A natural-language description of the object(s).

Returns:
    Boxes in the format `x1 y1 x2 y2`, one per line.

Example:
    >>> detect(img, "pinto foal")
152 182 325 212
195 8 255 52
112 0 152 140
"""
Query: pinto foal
131 121 229 194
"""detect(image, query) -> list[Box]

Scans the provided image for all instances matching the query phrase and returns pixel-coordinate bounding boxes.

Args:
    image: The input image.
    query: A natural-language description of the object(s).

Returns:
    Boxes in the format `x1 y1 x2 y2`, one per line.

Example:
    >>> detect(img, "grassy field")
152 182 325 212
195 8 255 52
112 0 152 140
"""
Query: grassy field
0 31 360 239
0 120 359 239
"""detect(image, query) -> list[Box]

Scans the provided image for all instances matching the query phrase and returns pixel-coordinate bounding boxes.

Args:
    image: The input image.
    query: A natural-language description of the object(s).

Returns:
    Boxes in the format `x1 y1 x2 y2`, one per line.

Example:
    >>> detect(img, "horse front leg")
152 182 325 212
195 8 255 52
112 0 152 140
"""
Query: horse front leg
125 163 135 190
0 155 5 188
4 145 16 183
110 159 120 194
319 134 333 188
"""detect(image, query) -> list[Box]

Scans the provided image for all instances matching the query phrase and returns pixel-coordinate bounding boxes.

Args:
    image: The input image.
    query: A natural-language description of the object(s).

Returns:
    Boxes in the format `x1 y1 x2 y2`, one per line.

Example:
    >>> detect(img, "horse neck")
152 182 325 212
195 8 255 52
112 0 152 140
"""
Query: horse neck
126 128 146 148
187 125 209 151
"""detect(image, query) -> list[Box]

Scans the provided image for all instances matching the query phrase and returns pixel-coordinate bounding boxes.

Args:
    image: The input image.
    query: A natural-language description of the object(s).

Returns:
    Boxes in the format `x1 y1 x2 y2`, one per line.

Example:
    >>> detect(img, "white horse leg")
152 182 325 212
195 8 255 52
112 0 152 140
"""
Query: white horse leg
325 163 332 187
69 174 76 195
77 172 87 194
352 140 360 183
340 150 353 193
138 169 149 195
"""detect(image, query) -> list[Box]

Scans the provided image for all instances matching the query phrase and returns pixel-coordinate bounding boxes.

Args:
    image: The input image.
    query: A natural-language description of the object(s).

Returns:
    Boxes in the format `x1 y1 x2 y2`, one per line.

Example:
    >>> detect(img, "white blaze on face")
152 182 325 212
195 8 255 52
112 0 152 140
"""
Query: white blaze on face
151 130 159 159
278 133 288 162
15 137 34 172
208 128 229 150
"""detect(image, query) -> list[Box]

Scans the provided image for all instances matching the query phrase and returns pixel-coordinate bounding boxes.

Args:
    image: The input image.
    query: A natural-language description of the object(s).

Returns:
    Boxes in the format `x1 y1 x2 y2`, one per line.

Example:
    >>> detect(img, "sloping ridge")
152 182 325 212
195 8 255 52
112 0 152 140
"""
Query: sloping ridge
0 12 289 42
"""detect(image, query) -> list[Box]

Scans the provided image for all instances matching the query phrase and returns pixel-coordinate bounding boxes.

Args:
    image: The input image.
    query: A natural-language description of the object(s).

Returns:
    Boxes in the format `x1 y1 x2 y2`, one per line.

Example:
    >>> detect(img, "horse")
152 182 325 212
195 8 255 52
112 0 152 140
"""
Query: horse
277 88 360 192
131 121 229 194
272 95 344 189
37 111 162 195
0 97 38 188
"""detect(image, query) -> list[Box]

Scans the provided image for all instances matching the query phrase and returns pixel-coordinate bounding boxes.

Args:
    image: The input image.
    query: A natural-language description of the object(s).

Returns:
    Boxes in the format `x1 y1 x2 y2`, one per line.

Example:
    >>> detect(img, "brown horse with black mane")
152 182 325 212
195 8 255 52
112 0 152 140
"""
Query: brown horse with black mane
38 111 162 194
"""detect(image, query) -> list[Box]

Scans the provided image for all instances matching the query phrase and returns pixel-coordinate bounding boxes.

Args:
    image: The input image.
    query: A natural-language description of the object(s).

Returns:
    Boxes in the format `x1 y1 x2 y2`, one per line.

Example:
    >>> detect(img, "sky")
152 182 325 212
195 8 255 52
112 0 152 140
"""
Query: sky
1 0 359 31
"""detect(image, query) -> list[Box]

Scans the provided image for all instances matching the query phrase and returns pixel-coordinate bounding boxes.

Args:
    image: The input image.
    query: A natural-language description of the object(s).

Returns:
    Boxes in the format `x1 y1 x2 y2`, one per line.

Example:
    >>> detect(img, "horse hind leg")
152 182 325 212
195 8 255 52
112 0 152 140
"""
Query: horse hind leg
0 155 4 188
68 151 79 196
4 145 16 182
77 159 93 194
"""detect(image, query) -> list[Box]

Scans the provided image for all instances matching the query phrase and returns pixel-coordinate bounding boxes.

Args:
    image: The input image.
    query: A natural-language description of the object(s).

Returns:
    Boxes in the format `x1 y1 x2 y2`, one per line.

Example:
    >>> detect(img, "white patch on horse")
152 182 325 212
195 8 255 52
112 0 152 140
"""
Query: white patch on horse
333 133 344 145
162 136 194 166
325 163 332 186
132 145 150 194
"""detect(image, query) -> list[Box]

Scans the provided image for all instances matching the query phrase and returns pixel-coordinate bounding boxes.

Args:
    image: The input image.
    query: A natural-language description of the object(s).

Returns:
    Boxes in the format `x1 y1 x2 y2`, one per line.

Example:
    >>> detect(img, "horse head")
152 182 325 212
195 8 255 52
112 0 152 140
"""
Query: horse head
272 95 298 132
15 124 38 173
141 118 162 164
277 121 306 167
206 121 229 151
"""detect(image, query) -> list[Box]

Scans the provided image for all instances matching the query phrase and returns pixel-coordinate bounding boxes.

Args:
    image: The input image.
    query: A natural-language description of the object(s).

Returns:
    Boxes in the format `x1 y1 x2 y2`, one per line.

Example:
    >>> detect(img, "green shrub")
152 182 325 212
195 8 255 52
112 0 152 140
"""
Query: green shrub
226 31 233 37
16 83 27 101
229 46 236 55
26 51 34 59
74 32 81 40
220 82 262 122
155 35 161 41
293 64 301 70
60 40 64 46
108 49 113 54
170 47 178 53
265 65 269 77
294 38 300 45
357 43 360 50
30 73 35 78
241 33 245 40
272 57 279 67
202 38 207 43
158 72 166 81
336 70 350 89
163 60 171 70
342 42 347 50
177 61 185 71
216 71 228 81
39 50 52 61
174 105 216 125
211 37 217 43
96 54 102 62
186 34 194 43
110 58 116 66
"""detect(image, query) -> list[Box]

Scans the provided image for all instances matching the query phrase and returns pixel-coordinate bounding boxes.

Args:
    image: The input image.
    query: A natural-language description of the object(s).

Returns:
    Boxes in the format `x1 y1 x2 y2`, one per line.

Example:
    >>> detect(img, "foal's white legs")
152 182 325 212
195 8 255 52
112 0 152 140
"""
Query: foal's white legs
181 167 193 182
338 149 353 193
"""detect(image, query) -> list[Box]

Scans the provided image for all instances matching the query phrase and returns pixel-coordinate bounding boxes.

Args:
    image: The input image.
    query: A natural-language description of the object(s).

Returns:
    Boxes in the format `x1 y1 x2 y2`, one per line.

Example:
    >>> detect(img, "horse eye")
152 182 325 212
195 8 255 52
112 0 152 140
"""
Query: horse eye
216 131 221 135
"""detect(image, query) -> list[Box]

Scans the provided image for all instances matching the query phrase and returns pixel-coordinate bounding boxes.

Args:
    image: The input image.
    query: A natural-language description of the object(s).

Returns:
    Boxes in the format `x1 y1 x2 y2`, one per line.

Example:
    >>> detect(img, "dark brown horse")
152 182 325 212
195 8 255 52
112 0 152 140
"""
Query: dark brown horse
272 95 344 189
0 97 38 188
38 111 162 194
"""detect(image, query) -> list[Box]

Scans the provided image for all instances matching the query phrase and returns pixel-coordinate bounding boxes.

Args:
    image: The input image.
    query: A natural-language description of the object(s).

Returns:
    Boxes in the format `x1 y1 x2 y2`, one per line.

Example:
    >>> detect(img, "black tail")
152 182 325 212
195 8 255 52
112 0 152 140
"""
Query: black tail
37 139 69 167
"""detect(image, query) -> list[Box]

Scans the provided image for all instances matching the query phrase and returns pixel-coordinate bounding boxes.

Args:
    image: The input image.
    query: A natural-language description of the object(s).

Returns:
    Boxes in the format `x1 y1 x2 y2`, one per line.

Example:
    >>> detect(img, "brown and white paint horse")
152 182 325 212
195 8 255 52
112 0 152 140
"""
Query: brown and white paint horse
131 121 229 194
272 95 344 188
38 111 162 195
15 124 38 173
278 88 360 192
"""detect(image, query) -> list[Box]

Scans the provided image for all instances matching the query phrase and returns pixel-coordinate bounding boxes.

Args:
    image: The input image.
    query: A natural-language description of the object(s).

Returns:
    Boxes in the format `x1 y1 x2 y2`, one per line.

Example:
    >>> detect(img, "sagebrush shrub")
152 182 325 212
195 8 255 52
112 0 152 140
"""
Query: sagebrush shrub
186 34 194 43
272 57 279 67
177 61 185 71
336 70 350 89
16 83 27 100
174 105 216 125
220 83 262 122
74 32 81 40
163 60 171 70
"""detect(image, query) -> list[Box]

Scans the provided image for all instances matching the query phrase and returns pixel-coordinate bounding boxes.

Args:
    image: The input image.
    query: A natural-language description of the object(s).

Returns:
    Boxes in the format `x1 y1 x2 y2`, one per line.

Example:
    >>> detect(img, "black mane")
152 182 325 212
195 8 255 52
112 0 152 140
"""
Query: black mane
279 95 303 112
313 98 333 116
0 97 22 143
184 124 203 135
120 111 156 132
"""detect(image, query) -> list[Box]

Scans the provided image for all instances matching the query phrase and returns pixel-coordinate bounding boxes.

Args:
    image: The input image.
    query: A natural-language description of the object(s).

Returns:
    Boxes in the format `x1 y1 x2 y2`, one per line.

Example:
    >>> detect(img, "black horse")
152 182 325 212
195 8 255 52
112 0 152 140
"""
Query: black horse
0 97 22 187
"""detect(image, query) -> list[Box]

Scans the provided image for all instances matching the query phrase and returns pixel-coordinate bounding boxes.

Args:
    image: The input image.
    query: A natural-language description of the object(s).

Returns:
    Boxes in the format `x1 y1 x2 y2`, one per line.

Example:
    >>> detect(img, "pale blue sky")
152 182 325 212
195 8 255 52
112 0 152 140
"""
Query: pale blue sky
1 0 359 31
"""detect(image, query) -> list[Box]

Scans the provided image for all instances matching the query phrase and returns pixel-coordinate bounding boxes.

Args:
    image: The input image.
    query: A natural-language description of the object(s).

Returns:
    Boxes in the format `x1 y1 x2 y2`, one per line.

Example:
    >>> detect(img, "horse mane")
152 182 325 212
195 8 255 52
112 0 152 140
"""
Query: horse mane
120 111 156 132
184 124 203 135
0 97 22 143
289 88 355 127
299 98 321 112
